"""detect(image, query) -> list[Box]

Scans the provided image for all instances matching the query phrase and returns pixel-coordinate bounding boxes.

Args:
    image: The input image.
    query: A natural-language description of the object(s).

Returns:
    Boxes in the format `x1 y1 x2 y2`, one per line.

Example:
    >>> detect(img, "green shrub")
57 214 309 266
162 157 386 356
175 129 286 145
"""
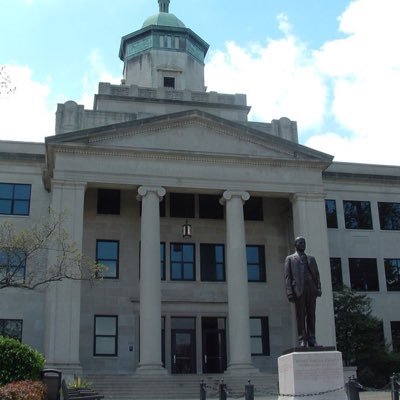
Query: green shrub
0 336 45 385
0 380 46 400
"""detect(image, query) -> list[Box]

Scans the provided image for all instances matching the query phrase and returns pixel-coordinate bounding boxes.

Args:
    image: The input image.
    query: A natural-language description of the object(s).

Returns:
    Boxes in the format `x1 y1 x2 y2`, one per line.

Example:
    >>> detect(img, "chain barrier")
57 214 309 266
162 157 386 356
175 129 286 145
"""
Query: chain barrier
255 386 344 397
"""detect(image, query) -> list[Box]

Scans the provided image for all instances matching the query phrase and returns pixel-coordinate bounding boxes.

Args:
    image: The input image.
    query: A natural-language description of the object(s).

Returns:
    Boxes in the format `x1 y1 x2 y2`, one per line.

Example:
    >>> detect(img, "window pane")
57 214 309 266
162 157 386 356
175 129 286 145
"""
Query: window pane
182 245 194 261
391 321 400 352
12 200 29 215
246 247 260 263
0 184 13 198
200 244 225 282
349 258 379 291
248 265 260 281
250 318 262 335
172 317 195 330
343 201 372 229
171 262 182 279
325 199 338 228
384 259 400 291
246 245 266 282
250 337 263 354
96 337 116 355
96 317 117 335
378 202 400 230
330 258 343 291
100 260 117 277
14 184 31 199
183 263 194 280
97 242 118 259
0 199 12 214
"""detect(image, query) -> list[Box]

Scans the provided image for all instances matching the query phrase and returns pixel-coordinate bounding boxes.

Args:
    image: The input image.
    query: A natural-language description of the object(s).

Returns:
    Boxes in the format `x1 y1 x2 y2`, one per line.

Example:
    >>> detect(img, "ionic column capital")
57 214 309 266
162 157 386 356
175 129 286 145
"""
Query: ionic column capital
137 186 166 201
220 190 250 205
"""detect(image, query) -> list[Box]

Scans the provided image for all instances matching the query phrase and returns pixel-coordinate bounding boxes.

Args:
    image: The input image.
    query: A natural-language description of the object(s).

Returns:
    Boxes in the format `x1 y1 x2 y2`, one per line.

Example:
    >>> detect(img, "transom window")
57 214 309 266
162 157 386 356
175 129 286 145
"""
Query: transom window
246 245 266 282
199 195 224 219
0 319 23 341
0 183 31 216
170 243 195 281
244 197 263 221
169 193 195 218
97 189 120 215
96 240 119 279
325 199 338 228
343 200 372 229
94 315 118 356
200 244 225 281
250 317 270 355
384 258 400 291
349 258 379 291
378 202 400 230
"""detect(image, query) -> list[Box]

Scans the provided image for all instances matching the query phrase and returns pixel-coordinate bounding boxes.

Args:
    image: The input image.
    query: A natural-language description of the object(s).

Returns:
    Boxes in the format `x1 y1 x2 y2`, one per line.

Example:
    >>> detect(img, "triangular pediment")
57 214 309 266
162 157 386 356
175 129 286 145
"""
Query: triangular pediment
46 110 332 164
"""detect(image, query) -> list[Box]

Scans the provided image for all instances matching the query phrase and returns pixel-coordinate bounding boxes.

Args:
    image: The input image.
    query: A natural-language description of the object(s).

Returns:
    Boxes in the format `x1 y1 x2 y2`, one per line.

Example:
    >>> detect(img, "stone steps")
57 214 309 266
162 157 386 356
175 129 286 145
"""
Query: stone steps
87 373 279 399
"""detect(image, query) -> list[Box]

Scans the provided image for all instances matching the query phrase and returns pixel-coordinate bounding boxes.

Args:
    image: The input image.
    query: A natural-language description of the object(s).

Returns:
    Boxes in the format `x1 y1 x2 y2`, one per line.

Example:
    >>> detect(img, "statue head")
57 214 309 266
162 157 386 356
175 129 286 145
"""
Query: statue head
294 236 306 252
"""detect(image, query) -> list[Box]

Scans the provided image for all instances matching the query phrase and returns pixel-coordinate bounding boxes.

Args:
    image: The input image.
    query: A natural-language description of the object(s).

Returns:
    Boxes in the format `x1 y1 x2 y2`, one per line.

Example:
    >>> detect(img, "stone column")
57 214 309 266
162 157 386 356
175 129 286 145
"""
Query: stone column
137 186 166 374
221 190 257 374
44 181 86 375
291 193 336 347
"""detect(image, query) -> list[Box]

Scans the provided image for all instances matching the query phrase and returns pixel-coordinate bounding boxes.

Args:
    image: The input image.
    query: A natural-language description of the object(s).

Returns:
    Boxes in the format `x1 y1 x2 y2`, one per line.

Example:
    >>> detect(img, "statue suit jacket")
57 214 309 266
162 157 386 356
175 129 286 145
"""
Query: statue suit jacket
284 252 322 299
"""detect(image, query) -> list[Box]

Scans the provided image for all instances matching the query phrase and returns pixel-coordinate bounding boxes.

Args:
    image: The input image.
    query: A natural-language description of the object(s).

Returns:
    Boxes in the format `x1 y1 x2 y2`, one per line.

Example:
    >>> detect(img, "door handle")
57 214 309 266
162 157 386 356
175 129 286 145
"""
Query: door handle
173 354 176 364
204 354 207 363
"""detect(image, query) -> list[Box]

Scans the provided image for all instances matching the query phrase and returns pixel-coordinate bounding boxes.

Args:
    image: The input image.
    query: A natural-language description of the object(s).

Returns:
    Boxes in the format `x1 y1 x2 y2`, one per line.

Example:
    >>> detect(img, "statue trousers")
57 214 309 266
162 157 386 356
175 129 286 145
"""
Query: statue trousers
294 281 317 341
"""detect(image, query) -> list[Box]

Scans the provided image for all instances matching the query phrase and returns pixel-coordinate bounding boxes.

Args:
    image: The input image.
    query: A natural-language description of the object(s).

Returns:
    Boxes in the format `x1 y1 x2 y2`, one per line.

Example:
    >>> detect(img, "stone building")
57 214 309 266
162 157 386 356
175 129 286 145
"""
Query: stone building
1 0 399 377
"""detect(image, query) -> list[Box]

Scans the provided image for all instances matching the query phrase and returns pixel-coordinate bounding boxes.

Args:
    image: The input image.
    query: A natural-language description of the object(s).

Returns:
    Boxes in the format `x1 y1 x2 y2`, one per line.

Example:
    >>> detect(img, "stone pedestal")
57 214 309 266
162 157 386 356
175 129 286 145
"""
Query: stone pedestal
278 349 347 400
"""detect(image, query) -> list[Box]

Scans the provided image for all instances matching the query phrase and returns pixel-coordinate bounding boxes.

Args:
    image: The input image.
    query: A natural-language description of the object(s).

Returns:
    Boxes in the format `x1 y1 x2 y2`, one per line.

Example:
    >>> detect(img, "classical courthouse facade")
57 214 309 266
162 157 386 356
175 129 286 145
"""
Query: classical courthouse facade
1 0 400 376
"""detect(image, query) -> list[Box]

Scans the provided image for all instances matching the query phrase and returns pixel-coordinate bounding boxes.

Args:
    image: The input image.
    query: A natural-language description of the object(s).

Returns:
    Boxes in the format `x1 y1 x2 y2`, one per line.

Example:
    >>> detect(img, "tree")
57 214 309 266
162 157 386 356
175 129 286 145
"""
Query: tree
334 286 400 387
0 65 16 96
0 211 102 289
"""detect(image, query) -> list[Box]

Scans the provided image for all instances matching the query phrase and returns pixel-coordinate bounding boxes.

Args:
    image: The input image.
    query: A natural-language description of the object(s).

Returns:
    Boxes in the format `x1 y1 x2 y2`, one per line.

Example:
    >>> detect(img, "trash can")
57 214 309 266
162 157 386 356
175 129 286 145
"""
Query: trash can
41 369 62 400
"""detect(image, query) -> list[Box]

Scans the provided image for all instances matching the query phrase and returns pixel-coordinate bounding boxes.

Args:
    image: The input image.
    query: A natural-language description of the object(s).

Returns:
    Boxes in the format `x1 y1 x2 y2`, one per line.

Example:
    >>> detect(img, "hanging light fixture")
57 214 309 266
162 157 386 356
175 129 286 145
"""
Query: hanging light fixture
182 219 192 238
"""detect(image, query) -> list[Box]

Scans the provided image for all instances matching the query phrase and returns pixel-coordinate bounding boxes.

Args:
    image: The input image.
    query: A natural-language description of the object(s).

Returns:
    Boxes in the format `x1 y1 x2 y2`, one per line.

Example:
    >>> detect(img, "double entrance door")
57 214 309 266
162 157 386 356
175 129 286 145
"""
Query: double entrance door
171 317 227 374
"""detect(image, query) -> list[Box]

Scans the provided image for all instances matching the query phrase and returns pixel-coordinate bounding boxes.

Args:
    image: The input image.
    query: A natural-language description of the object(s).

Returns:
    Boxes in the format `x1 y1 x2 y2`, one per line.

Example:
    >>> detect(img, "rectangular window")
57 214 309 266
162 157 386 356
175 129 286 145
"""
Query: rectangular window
246 245 266 282
349 258 379 291
0 183 31 216
94 315 118 356
0 319 23 341
325 199 338 228
0 249 26 284
343 200 372 229
250 317 270 355
199 195 224 219
330 258 343 291
170 243 195 281
244 197 263 221
97 189 120 215
164 77 175 88
200 244 225 281
384 258 400 291
378 202 400 230
96 240 119 279
169 193 195 218
391 321 400 352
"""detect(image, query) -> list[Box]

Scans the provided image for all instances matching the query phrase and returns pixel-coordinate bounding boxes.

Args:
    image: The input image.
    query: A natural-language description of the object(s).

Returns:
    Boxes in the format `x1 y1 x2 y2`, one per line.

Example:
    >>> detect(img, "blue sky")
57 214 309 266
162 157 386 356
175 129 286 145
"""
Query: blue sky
1 0 399 165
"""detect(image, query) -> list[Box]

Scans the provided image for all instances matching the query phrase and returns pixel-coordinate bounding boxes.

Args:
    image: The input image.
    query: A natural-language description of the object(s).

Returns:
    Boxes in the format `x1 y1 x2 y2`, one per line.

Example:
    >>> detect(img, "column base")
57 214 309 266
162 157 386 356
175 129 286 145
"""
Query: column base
225 362 260 376
136 363 168 375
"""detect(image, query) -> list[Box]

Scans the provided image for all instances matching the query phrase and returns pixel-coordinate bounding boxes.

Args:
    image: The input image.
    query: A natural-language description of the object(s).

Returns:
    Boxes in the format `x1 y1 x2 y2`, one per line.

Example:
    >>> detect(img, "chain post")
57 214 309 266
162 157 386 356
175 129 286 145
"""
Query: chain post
391 373 399 400
219 379 227 400
245 379 254 400
345 376 360 400
200 380 207 400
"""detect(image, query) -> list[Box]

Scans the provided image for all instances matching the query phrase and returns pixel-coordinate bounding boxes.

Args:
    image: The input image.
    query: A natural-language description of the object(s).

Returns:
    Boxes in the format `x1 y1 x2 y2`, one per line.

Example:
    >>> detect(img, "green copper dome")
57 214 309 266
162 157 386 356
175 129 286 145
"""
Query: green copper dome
142 12 186 29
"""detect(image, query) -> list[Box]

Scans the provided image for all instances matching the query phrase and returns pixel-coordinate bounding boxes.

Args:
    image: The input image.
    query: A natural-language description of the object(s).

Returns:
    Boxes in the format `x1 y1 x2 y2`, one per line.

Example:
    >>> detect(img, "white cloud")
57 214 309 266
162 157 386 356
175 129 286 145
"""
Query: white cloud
205 21 327 131
0 65 53 142
205 0 400 165
79 49 121 109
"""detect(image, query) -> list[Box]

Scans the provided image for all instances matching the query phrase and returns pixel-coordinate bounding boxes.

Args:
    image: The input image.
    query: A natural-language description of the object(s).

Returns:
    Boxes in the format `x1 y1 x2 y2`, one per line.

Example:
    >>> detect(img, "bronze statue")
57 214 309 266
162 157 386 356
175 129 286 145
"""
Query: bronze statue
284 236 322 347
